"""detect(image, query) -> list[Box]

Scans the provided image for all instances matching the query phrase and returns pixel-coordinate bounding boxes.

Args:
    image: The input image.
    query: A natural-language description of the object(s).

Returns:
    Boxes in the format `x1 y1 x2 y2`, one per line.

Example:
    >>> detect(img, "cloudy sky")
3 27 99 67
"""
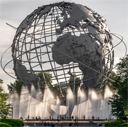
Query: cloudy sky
0 0 128 92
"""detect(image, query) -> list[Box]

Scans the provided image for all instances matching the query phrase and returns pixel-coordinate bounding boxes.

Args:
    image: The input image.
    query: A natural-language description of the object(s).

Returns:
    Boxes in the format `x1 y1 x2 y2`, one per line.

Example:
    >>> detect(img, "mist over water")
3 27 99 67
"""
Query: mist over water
8 85 113 119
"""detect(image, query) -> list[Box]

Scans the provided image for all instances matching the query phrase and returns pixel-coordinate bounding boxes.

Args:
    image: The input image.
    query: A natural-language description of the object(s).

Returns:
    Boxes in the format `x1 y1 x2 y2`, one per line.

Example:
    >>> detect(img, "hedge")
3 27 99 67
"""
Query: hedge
0 121 16 127
0 118 24 127
105 121 128 126
110 121 123 126
118 122 128 126
0 122 12 127
19 120 24 126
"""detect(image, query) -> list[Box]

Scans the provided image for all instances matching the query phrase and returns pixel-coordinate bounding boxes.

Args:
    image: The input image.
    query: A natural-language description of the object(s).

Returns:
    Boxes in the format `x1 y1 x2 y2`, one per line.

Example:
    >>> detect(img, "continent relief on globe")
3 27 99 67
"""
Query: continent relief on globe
52 33 102 87
14 59 39 90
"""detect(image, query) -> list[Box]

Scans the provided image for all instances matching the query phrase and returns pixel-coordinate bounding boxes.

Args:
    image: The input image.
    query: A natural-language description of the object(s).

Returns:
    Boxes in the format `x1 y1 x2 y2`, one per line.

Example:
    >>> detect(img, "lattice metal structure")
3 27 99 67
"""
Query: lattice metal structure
9 2 115 92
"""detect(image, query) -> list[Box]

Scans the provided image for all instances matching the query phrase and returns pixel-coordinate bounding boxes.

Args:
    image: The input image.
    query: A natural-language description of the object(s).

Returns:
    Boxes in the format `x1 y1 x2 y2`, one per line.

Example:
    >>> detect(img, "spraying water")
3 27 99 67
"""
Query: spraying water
9 85 113 119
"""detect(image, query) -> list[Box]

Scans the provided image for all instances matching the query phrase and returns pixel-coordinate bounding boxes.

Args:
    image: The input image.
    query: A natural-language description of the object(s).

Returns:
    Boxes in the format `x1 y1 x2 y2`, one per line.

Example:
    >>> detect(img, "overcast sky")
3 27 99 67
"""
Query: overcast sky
0 0 128 92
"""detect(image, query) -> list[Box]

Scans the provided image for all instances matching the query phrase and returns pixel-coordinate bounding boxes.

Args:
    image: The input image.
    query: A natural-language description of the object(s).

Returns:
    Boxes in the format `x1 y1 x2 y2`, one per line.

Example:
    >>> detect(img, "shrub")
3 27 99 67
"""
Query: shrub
0 118 24 127
110 121 123 126
105 121 127 127
118 122 128 126
0 122 12 127
0 120 16 127
19 120 24 126
105 122 110 126
10 119 23 126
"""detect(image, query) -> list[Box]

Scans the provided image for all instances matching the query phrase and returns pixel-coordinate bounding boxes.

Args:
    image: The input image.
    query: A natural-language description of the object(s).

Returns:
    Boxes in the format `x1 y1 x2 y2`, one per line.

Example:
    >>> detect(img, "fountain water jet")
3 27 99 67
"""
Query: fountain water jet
8 85 113 119
66 87 75 118
19 86 29 119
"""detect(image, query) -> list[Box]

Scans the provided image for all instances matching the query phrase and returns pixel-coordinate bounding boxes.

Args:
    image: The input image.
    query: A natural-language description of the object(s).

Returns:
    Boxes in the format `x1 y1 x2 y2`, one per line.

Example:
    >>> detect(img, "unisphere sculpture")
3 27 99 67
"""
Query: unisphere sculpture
1 2 116 94
11 2 114 91
1 2 127 120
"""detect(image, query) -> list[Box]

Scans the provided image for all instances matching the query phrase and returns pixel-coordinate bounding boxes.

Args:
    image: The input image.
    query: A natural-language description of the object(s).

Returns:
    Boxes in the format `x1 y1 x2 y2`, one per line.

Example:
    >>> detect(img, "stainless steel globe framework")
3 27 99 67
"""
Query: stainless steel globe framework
11 2 114 91
2 2 127 94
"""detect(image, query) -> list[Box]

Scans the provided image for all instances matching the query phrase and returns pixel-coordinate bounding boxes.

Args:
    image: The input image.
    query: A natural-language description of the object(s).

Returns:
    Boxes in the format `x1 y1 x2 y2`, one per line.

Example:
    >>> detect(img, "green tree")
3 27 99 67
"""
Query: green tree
0 79 3 84
109 55 128 119
69 74 81 92
96 71 118 93
7 72 66 99
36 72 52 92
37 72 66 95
7 72 52 94
106 71 118 90
7 80 22 96
0 79 12 118
53 84 67 95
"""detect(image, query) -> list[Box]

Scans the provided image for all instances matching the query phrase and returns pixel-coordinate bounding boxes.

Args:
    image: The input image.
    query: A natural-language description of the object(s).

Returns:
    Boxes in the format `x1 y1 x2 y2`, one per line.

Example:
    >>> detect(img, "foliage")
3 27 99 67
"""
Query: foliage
0 79 3 84
110 121 124 126
69 74 81 92
7 80 22 96
0 79 12 118
0 118 24 127
105 122 110 126
19 120 24 126
116 55 128 81
36 72 67 95
8 72 52 93
97 71 118 93
105 121 128 126
7 72 66 97
36 72 52 92
109 55 128 119
118 122 128 126
53 84 67 95
7 73 52 94
107 71 118 89
0 119 16 126
0 122 12 127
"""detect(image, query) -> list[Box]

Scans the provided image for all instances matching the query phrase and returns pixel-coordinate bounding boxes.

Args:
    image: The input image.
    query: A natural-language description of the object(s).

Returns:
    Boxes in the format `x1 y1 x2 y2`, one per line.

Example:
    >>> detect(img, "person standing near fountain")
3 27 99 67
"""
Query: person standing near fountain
44 121 47 126
92 115 94 120
83 115 85 120
72 116 74 121
28 115 29 121
20 117 23 121
57 116 60 122
38 116 41 120
69 122 73 126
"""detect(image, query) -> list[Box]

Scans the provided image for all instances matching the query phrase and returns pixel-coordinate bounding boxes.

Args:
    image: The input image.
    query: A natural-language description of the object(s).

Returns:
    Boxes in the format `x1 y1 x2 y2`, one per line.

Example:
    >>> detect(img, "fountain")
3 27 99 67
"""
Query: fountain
8 85 113 120
19 86 29 119
66 87 76 118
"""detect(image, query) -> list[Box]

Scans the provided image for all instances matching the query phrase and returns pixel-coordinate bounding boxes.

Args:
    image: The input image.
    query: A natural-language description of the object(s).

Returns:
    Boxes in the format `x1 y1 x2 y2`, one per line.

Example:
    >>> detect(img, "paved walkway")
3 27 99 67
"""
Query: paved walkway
24 120 105 126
